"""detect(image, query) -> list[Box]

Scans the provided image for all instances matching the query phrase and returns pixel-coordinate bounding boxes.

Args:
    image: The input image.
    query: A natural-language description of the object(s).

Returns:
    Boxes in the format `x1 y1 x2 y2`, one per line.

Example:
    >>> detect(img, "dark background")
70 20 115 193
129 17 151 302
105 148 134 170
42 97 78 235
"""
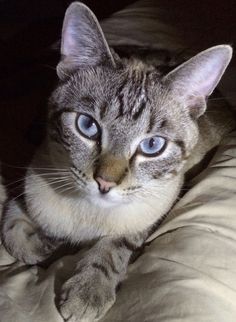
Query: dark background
0 0 235 190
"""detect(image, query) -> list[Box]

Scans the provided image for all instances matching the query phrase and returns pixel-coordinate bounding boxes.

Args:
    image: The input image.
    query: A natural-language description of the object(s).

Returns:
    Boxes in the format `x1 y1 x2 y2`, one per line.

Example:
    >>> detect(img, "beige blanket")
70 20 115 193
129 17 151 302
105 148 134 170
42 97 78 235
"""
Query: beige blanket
1 131 236 322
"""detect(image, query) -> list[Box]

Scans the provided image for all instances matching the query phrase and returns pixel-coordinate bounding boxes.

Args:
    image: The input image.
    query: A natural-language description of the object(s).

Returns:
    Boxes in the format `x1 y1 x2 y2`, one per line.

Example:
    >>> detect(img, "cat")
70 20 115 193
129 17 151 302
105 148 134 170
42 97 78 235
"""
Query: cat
1 2 236 322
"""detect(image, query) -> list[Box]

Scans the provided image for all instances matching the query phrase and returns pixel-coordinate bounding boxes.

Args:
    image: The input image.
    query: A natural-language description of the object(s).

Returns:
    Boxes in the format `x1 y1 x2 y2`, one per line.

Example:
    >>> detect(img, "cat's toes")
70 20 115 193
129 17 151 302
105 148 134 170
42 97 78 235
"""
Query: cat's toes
2 220 55 265
59 273 116 322
18 231 56 265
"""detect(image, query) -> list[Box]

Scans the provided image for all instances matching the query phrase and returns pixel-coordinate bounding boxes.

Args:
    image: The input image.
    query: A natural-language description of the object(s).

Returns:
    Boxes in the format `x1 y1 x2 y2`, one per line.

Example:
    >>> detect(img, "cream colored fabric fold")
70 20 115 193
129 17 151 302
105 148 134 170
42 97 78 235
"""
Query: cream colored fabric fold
102 131 236 322
0 131 236 322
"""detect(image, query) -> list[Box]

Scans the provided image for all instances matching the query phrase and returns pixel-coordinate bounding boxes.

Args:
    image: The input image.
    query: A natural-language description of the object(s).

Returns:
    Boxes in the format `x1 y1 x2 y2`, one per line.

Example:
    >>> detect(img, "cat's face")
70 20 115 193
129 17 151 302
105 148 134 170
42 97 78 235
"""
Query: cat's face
48 62 197 208
46 3 231 210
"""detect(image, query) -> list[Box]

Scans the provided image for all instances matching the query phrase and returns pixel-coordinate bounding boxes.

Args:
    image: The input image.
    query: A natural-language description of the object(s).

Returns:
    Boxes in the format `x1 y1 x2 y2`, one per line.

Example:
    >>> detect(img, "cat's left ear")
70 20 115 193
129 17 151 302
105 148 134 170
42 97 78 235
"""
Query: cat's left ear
163 45 232 117
57 2 116 80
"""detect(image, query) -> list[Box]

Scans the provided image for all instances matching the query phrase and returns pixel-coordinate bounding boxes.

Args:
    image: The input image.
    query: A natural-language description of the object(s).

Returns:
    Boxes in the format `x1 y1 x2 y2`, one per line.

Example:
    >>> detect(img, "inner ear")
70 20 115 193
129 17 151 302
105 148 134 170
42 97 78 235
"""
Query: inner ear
163 45 232 117
57 2 115 80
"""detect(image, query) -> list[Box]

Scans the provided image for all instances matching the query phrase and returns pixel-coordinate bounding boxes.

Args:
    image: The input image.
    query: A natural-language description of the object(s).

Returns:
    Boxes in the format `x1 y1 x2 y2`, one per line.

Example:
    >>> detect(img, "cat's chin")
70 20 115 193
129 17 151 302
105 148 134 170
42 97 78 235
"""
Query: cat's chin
85 191 127 209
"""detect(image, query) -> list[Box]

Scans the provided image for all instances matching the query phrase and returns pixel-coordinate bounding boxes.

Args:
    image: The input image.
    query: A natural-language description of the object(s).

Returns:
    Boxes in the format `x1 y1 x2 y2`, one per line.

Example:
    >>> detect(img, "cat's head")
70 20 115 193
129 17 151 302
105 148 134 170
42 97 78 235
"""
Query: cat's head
47 2 232 210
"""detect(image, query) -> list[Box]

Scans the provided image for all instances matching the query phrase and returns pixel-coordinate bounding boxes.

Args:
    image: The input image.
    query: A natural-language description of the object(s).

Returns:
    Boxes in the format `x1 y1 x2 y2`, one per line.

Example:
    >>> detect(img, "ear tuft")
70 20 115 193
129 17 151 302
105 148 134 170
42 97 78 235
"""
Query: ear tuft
57 2 115 80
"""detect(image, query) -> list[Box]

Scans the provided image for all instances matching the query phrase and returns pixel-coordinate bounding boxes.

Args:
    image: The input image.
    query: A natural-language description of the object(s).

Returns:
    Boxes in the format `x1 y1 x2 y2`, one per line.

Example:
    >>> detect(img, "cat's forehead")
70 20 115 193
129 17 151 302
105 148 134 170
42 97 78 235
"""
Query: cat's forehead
70 63 170 118
60 63 184 137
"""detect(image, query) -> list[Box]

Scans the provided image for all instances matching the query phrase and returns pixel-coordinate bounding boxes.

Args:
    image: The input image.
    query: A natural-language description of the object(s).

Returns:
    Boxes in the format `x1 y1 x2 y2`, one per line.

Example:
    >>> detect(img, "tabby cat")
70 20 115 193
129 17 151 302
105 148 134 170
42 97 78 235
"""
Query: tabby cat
1 2 235 321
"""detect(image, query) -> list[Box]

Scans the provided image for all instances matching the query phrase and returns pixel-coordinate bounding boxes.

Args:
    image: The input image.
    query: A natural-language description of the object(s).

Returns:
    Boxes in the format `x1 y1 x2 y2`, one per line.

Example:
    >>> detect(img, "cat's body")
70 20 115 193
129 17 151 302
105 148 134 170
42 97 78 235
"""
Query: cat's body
1 2 235 322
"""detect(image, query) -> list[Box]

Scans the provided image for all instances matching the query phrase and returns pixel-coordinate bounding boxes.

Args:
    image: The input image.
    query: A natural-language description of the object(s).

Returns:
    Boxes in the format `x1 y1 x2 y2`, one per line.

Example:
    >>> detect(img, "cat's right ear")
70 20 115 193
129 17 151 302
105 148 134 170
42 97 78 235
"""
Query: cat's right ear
57 2 115 80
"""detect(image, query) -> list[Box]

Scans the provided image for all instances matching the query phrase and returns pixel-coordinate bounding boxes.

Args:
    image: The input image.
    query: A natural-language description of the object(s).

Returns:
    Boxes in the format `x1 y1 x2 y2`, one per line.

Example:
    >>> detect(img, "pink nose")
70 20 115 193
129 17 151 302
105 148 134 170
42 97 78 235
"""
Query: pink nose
95 177 117 194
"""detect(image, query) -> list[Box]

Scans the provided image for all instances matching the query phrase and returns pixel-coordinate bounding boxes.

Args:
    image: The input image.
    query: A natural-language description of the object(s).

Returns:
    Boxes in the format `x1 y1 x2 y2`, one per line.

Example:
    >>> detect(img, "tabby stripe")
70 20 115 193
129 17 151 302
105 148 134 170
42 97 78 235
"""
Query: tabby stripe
160 119 168 128
132 100 146 120
51 123 71 149
99 102 108 119
117 93 125 118
129 77 141 101
60 138 71 150
106 253 119 274
132 72 149 120
148 114 156 133
175 140 186 158
92 263 110 279
49 129 69 148
149 118 168 134
152 172 162 179
80 96 95 111
71 168 86 185
113 238 138 253
115 80 128 119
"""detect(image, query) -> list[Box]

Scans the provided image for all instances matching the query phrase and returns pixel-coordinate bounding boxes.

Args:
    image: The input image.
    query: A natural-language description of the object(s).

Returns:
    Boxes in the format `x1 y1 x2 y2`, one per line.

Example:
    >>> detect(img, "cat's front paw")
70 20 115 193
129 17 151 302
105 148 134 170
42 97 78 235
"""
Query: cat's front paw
59 270 116 322
2 217 56 265
1 199 57 265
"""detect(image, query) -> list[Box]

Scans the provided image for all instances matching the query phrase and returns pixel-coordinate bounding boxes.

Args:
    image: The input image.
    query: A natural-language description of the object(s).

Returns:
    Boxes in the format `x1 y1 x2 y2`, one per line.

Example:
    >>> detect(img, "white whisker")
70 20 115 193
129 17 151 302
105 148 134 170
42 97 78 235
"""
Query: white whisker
11 177 73 202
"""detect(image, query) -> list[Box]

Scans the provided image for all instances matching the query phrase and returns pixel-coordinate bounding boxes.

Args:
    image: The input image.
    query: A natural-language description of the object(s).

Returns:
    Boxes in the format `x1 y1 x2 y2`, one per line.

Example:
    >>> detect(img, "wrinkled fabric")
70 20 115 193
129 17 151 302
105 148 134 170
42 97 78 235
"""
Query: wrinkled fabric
0 131 236 322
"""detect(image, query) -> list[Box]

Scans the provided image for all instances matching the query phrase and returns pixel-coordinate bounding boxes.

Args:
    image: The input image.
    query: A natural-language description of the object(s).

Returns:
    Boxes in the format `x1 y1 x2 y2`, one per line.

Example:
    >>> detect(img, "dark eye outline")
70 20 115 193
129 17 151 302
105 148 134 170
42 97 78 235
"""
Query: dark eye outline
138 136 167 157
75 113 101 141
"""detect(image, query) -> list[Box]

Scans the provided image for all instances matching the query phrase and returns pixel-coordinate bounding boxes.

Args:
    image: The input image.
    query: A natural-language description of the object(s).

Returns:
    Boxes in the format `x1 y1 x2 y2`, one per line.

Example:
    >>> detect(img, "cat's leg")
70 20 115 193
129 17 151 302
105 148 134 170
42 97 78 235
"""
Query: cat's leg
59 234 146 322
1 199 57 264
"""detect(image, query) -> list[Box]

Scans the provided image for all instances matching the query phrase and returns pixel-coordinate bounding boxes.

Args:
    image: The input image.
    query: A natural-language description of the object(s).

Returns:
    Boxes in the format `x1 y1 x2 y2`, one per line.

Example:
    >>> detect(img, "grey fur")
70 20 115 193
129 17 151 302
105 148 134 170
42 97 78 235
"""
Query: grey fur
1 2 235 322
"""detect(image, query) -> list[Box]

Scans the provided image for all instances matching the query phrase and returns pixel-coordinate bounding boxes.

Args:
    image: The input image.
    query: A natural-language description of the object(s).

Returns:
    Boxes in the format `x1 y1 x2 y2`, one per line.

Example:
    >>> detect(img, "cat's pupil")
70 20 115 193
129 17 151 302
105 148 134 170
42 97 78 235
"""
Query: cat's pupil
84 118 94 129
149 138 155 148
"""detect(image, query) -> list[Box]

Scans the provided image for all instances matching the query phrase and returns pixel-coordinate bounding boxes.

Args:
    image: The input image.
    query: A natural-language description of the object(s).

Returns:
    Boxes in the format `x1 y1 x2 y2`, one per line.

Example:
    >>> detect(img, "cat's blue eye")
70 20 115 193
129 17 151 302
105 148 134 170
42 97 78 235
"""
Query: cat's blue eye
139 136 166 156
76 114 100 140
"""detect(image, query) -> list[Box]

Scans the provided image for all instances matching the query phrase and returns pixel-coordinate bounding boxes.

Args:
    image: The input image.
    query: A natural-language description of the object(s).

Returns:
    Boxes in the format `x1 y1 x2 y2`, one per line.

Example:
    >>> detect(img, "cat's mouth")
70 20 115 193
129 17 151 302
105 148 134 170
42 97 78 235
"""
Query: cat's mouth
86 188 128 209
